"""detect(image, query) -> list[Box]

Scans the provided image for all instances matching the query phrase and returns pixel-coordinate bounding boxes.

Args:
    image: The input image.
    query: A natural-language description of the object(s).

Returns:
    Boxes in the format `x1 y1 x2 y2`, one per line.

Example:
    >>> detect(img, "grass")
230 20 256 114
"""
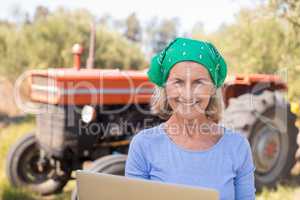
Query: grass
0 116 74 200
257 185 300 200
0 117 300 200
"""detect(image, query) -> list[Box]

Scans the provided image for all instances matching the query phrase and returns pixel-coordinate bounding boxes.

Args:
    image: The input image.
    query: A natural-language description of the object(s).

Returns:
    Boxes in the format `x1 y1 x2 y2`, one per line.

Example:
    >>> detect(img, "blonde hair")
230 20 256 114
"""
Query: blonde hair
150 86 224 123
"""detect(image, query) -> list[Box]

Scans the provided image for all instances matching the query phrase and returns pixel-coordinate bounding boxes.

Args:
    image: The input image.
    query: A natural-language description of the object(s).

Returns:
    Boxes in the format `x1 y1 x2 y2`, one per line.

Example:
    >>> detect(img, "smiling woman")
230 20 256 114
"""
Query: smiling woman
125 37 256 200
150 61 224 123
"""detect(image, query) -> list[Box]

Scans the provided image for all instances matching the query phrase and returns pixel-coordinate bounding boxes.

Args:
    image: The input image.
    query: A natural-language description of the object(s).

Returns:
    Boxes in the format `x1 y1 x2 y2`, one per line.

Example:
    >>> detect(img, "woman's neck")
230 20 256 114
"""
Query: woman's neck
165 114 221 139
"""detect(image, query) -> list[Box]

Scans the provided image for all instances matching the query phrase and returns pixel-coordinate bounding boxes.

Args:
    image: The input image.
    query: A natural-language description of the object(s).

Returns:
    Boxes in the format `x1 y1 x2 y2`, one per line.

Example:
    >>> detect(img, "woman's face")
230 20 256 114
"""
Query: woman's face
165 61 215 120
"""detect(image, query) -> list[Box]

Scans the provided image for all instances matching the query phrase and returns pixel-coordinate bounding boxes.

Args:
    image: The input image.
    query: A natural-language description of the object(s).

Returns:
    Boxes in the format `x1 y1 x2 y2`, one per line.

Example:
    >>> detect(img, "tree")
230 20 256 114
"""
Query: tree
269 0 300 99
33 6 50 21
0 8 147 81
124 13 142 42
197 3 300 100
148 18 178 54
271 0 300 29
191 21 204 36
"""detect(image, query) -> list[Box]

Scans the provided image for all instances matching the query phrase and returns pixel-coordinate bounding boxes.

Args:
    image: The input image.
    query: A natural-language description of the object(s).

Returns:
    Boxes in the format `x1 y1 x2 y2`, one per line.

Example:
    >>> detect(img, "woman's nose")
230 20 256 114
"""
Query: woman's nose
180 82 193 100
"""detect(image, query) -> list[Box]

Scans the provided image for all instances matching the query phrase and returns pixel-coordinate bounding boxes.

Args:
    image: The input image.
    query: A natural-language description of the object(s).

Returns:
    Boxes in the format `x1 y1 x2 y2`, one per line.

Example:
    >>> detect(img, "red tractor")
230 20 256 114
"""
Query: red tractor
6 41 299 198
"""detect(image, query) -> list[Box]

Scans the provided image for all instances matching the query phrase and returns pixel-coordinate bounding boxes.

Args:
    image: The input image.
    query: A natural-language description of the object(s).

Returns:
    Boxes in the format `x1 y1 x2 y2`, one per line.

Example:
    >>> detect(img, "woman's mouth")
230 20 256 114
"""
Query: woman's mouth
176 99 200 106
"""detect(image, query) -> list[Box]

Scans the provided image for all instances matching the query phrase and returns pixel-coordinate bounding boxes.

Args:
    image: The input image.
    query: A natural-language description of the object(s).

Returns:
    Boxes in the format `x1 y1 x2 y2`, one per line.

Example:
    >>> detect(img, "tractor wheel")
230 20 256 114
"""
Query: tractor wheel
6 132 70 195
71 154 127 200
222 90 298 191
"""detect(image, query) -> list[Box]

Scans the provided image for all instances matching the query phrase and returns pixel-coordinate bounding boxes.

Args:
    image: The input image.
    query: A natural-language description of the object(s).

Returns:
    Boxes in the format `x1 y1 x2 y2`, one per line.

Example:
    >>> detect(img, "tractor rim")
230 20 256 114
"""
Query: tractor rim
253 125 281 174
18 144 54 184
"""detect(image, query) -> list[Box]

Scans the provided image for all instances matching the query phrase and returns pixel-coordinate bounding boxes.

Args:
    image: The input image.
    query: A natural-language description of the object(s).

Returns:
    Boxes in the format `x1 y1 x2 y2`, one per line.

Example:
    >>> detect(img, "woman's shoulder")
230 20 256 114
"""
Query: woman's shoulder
223 128 255 175
222 128 253 167
223 128 249 144
222 128 251 154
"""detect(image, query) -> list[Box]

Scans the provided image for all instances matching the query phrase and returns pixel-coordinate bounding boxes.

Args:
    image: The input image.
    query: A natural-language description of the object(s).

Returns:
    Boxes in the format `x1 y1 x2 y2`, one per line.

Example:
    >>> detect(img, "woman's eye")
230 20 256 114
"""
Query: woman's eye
196 80 205 84
173 80 182 84
196 79 210 85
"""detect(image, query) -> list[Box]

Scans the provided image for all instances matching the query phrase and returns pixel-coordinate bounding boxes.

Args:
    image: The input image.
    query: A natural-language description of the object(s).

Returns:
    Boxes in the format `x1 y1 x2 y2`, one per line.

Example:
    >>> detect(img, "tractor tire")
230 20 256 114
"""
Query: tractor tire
294 131 300 175
71 154 127 200
222 90 298 191
6 132 70 195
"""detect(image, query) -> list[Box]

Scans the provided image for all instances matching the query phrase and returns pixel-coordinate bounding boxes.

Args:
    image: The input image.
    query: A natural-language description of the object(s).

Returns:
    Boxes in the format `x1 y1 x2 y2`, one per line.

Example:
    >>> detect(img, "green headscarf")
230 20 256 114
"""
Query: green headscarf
147 37 227 88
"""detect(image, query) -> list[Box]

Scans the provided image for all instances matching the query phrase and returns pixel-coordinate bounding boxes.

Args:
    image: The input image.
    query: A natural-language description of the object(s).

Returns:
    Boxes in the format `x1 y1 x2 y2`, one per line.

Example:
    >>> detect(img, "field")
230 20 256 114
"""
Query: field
0 117 300 200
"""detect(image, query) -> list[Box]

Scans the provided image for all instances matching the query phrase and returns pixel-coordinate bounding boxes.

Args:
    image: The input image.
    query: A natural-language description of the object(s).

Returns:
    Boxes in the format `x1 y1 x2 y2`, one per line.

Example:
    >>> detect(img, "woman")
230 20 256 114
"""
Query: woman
125 37 256 200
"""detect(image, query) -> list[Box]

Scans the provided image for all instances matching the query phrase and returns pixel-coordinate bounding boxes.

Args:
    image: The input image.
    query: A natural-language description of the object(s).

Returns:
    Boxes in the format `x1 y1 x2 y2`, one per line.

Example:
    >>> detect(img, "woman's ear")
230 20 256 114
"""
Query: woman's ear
205 90 217 119
210 86 217 96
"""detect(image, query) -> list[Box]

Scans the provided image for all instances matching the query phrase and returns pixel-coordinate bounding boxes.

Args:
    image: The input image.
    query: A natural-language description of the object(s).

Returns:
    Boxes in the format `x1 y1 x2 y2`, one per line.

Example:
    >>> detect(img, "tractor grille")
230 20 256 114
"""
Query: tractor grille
36 104 79 157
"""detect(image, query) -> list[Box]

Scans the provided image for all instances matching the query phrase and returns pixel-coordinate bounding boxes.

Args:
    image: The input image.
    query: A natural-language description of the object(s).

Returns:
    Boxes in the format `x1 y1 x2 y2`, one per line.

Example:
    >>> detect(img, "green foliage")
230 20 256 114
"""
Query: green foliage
270 0 300 100
124 13 142 42
257 185 300 200
1 3 300 100
0 118 74 200
193 4 300 100
0 8 147 81
211 7 287 74
146 18 178 53
271 0 300 30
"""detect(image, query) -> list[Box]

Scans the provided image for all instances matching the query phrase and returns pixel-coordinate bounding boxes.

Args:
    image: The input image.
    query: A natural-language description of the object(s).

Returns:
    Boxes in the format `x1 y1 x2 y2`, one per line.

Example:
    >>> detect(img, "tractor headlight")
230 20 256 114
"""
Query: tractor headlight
81 105 96 123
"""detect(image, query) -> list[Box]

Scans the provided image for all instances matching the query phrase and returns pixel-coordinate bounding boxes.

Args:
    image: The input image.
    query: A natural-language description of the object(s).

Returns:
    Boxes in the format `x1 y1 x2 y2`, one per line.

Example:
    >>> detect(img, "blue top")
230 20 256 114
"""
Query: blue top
125 123 256 200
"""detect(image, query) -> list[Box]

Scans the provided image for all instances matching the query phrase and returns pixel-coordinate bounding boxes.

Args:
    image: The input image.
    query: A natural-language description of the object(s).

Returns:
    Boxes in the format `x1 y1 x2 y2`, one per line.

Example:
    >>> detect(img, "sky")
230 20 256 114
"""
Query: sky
0 0 263 33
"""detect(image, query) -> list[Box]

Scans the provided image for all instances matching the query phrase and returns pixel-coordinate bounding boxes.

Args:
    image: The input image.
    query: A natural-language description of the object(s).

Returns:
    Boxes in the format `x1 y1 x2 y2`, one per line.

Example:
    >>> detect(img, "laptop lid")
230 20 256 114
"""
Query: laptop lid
76 170 219 200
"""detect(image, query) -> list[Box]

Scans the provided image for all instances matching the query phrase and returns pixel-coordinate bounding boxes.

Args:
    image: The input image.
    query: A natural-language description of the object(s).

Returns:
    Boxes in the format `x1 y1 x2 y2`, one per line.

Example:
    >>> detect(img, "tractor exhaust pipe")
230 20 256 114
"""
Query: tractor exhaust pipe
72 43 83 70
71 21 95 70
86 22 96 69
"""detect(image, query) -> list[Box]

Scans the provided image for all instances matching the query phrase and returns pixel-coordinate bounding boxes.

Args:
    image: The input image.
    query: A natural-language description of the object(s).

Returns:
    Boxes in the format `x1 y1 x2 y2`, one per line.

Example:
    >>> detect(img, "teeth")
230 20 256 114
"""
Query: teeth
179 101 198 105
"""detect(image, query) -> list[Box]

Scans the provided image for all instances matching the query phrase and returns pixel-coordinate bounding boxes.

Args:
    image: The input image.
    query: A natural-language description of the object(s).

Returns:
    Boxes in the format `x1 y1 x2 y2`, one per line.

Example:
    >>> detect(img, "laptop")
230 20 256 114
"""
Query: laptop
76 170 219 200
